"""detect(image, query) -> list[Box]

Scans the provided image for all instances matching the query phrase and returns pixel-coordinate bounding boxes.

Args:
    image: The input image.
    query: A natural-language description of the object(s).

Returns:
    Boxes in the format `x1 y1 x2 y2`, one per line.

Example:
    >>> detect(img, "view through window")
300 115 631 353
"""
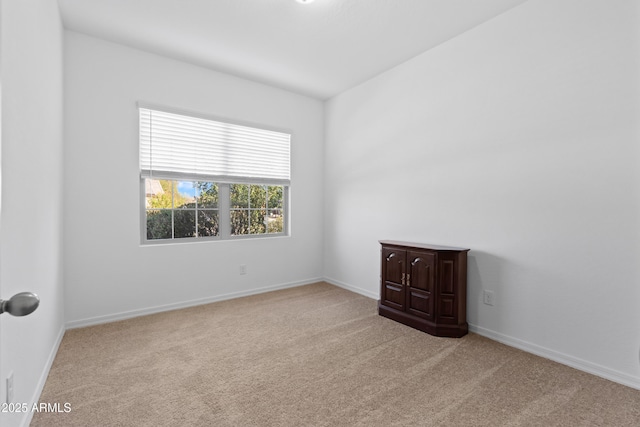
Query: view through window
145 180 285 240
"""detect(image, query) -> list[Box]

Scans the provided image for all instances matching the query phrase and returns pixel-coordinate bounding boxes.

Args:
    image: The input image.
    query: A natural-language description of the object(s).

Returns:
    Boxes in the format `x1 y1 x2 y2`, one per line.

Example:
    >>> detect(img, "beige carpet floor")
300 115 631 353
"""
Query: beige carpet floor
32 282 640 426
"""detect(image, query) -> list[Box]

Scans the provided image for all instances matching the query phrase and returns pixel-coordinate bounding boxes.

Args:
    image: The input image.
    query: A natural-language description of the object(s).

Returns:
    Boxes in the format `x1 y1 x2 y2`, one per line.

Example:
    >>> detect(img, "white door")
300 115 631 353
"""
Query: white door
0 0 5 410
0 0 5 409
0 0 4 407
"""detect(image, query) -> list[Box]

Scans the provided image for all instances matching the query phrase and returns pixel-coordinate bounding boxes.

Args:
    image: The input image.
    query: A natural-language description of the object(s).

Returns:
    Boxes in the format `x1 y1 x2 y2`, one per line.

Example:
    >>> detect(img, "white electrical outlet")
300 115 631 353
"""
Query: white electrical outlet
239 264 247 275
483 290 495 306
6 371 14 404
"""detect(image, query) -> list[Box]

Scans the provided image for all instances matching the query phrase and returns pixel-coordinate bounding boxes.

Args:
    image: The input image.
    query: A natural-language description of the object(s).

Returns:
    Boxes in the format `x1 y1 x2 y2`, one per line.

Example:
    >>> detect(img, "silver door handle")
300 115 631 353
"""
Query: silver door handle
0 292 40 316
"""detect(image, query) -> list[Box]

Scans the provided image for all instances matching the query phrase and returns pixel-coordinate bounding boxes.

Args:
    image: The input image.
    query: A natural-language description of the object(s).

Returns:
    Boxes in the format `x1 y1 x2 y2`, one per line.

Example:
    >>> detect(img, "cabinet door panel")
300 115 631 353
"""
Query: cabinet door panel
437 254 458 323
408 251 435 292
406 251 435 319
408 290 432 319
382 248 406 285
383 282 405 311
439 296 456 320
439 258 456 295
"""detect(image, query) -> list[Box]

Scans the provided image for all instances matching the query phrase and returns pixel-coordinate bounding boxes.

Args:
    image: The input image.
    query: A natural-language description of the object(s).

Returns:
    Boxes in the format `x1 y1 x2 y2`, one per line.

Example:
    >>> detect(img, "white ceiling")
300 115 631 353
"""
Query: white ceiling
57 0 528 100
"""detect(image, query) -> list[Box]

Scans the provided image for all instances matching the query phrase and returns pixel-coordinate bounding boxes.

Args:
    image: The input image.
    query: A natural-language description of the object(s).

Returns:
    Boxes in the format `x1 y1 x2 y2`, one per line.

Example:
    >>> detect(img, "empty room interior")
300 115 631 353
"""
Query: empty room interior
1 0 640 426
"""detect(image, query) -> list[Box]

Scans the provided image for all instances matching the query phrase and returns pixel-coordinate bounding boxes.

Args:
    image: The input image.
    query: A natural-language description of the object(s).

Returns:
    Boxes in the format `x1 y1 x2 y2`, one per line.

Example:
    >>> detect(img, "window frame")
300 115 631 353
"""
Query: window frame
138 103 291 245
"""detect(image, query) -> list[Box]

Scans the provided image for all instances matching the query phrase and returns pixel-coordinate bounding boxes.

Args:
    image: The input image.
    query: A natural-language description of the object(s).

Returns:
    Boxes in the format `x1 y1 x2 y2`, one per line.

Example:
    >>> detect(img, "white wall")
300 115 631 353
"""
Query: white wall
324 0 640 388
0 0 65 426
64 32 324 326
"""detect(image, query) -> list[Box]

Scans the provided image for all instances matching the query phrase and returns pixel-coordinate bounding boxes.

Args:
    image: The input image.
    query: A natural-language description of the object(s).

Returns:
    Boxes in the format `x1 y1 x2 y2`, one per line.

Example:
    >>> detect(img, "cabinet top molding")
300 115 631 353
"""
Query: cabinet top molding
379 240 469 252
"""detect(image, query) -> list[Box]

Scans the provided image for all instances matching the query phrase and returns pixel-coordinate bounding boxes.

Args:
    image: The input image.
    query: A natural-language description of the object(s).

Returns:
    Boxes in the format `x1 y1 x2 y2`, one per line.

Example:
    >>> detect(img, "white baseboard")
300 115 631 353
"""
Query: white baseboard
65 278 324 329
323 277 379 300
469 323 640 391
20 326 65 427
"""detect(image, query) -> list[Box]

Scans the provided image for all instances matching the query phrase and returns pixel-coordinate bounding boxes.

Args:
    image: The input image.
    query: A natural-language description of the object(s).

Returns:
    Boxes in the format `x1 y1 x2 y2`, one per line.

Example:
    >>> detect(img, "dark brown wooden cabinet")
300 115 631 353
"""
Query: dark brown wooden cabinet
378 240 469 338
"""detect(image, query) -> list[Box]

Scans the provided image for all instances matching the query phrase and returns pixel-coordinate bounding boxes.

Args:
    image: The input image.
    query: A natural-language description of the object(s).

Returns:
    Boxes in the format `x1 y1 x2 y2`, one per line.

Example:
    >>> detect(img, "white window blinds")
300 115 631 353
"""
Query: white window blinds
140 107 291 184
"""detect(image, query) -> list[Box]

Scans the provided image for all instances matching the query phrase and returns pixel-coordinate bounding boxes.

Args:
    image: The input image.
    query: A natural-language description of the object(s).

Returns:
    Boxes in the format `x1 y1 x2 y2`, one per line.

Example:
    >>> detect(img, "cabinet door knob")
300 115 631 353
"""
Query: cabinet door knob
401 273 406 285
407 274 411 286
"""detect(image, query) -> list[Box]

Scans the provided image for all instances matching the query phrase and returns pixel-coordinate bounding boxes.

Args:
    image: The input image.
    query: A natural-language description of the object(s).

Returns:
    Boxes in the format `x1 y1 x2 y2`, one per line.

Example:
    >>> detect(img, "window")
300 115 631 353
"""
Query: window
145 180 219 240
140 106 290 243
230 184 284 235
